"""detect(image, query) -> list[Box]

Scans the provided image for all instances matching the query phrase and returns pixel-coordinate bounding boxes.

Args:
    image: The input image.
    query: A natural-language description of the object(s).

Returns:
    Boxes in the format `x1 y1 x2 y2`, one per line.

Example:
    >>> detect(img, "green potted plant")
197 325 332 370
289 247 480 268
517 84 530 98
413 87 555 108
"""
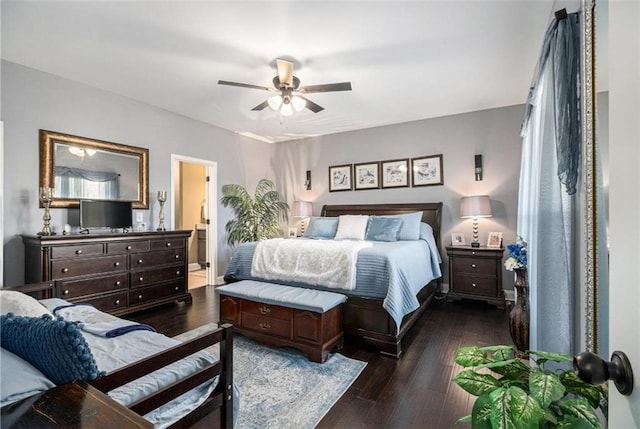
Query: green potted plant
454 345 607 428
220 178 289 246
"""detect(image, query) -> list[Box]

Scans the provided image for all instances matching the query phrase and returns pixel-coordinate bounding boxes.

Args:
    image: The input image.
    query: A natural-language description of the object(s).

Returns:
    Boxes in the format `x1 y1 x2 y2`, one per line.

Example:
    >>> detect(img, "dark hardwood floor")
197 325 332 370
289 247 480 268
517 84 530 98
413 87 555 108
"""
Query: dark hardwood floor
127 285 511 428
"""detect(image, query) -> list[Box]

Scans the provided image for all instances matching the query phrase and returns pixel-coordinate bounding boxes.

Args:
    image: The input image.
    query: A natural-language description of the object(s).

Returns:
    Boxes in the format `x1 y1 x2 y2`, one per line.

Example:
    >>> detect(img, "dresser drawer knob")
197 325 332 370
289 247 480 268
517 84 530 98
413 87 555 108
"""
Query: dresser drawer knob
472 283 477 288
138 277 144 282
63 289 69 295
259 322 271 330
176 271 181 276
166 242 172 247
471 264 477 268
75 249 83 255
114 261 120 267
115 299 121 305
137 259 143 264
175 286 179 291
126 245 132 250
62 268 69 273
259 305 271 315
138 294 143 300
115 280 121 286
174 254 180 259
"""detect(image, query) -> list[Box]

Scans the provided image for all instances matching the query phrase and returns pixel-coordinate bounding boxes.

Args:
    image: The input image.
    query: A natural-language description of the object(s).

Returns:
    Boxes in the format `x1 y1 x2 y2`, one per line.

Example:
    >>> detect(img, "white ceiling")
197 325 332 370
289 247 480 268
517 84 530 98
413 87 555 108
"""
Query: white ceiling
2 1 576 143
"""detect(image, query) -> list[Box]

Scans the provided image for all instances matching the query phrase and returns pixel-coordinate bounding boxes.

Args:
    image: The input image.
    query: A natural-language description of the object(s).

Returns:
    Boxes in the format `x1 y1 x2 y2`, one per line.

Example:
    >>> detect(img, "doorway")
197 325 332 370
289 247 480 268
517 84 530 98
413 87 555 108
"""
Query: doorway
170 155 217 289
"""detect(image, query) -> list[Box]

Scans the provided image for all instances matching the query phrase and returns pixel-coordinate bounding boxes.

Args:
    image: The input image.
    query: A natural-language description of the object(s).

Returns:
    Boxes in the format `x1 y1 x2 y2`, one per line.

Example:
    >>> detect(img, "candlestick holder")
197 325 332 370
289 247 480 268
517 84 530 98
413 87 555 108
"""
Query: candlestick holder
38 187 55 236
157 190 167 231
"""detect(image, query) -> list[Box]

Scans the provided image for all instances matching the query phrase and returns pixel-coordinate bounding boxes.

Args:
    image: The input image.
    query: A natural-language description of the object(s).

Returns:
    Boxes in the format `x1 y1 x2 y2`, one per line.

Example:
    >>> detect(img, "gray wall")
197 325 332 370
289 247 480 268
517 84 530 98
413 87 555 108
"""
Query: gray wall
273 105 524 292
2 60 524 294
2 60 272 286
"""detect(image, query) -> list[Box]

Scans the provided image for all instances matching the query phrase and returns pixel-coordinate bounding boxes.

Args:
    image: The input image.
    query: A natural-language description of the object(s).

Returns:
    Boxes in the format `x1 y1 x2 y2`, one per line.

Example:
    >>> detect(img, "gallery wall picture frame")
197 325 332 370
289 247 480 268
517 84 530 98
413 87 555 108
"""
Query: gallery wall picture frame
487 231 503 248
381 158 410 188
328 164 353 192
354 162 381 190
451 232 466 246
411 154 444 187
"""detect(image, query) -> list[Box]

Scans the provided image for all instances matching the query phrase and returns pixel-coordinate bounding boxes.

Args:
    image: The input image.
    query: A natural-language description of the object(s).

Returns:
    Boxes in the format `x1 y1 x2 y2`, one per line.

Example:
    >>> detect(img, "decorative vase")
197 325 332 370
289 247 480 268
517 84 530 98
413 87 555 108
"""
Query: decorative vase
509 268 529 355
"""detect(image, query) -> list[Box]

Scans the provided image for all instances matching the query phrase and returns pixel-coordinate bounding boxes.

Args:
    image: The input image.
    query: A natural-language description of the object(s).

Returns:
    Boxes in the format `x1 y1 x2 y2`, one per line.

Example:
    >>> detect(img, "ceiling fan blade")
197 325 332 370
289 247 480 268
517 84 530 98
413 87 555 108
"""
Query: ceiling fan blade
251 100 270 111
299 96 324 113
218 80 273 92
299 82 352 93
276 59 294 87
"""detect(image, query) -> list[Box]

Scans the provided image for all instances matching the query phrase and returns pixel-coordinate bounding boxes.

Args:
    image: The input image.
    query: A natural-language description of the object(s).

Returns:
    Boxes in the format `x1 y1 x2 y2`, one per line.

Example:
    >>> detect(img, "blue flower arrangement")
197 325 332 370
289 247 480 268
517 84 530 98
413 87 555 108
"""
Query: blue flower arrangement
504 236 527 271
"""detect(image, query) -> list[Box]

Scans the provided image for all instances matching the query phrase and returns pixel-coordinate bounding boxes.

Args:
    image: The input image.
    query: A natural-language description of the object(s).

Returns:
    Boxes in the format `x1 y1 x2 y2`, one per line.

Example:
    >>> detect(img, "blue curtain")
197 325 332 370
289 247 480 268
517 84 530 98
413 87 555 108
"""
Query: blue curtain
517 12 581 356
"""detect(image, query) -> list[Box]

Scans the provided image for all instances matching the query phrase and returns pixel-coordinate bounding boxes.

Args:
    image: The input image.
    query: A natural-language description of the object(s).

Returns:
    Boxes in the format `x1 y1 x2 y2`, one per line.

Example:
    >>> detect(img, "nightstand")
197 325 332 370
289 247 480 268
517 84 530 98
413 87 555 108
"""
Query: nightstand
446 246 505 309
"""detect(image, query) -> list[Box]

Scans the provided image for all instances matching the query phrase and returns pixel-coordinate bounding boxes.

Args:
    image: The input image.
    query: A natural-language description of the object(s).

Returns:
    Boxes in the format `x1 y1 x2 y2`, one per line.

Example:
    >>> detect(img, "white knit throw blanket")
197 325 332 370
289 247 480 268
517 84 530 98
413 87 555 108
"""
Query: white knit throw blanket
251 238 373 290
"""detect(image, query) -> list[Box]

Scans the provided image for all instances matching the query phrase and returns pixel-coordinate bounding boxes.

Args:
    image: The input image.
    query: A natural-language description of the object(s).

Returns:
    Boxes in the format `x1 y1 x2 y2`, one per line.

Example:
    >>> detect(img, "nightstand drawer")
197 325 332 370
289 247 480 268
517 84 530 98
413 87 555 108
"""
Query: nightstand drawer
453 274 497 297
452 256 496 275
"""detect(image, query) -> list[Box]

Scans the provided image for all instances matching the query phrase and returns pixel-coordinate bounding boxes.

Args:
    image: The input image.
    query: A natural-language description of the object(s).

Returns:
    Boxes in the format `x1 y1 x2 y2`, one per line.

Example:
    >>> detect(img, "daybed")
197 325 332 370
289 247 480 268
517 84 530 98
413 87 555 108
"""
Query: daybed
0 282 234 428
224 202 443 357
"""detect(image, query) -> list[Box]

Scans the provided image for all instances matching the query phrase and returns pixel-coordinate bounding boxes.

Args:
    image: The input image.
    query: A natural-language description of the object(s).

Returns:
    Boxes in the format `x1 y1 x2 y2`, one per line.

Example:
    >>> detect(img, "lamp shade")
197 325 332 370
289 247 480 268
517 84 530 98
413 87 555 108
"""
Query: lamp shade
292 201 313 217
460 195 492 218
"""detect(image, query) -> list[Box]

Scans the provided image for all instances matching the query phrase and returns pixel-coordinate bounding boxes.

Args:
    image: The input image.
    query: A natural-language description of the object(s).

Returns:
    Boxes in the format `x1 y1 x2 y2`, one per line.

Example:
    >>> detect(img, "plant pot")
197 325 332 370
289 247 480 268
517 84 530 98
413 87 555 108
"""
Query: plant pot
509 268 529 353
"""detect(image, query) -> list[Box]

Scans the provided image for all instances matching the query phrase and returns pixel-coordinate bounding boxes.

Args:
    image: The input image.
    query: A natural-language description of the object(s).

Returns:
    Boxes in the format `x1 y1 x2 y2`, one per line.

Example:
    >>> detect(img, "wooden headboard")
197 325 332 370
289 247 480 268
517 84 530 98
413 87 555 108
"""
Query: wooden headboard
320 202 443 253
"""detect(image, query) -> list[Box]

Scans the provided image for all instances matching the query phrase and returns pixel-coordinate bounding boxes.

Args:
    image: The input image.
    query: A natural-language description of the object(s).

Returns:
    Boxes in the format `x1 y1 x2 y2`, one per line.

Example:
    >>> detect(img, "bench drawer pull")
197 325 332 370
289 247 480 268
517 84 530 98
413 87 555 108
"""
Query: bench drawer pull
259 305 271 315
259 322 271 330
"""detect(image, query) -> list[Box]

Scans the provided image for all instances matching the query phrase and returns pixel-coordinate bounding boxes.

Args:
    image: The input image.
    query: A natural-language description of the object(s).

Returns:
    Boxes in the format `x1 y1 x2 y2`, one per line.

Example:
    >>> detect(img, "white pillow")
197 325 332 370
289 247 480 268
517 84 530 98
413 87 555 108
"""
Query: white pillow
0 290 52 317
334 215 369 240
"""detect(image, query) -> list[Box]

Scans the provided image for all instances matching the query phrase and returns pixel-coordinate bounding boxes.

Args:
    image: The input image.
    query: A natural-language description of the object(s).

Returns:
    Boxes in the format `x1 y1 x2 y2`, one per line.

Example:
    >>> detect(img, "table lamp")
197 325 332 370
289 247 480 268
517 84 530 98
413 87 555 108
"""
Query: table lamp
460 195 492 247
292 201 313 236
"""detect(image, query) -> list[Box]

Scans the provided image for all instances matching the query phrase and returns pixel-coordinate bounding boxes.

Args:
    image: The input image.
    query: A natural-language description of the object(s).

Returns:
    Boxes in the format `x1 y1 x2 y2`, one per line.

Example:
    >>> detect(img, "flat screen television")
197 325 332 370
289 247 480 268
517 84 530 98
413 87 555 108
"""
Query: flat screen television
80 200 133 230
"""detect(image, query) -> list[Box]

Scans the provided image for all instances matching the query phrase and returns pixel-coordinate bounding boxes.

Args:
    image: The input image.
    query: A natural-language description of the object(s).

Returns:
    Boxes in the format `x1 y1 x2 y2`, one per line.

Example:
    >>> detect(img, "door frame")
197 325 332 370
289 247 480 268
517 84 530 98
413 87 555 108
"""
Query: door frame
170 154 217 286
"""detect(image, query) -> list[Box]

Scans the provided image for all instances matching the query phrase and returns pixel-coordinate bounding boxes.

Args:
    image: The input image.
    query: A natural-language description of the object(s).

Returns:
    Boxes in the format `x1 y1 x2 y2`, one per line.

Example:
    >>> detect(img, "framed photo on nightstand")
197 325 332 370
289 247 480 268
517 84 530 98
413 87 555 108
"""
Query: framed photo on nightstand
487 232 503 248
451 232 466 246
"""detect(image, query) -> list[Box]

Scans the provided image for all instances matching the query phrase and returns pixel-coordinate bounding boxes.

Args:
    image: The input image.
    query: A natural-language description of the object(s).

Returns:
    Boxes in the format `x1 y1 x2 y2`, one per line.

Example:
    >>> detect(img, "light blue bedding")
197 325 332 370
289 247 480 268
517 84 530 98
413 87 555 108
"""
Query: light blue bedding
224 223 442 332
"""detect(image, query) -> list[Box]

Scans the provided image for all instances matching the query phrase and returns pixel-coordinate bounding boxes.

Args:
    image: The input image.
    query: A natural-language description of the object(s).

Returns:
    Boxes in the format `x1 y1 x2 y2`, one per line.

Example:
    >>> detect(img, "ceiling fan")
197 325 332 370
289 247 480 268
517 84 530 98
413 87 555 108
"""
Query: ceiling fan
218 59 352 116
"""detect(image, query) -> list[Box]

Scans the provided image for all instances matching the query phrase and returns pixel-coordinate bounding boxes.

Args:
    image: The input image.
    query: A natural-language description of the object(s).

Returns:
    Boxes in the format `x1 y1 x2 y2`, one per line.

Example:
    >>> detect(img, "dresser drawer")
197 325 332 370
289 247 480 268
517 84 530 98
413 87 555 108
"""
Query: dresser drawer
129 282 185 305
50 243 104 259
107 240 149 254
58 273 129 298
71 291 128 312
51 255 127 279
130 249 185 268
242 300 291 321
242 312 290 338
451 256 496 275
130 265 185 288
150 238 185 250
452 273 497 296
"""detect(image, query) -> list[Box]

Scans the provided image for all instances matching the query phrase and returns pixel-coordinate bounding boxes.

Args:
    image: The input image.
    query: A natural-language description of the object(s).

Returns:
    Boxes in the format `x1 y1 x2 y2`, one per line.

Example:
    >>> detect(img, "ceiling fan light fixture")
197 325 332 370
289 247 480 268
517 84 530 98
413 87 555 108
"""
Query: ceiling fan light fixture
280 102 294 117
291 95 306 112
268 94 283 110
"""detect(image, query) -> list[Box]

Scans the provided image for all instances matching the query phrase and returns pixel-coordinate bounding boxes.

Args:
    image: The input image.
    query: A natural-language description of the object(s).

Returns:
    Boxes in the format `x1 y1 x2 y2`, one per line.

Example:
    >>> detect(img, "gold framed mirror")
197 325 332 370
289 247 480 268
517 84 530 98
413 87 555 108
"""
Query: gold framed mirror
39 130 149 209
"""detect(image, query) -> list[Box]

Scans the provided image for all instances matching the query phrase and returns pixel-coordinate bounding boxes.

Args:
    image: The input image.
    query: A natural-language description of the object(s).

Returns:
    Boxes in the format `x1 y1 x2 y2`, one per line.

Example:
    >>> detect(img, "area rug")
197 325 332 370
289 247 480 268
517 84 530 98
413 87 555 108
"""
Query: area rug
173 323 366 429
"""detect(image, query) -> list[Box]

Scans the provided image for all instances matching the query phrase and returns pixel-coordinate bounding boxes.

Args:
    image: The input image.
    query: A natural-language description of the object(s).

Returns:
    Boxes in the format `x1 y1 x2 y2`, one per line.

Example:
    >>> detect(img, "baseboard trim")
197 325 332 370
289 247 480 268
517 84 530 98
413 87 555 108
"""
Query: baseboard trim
216 275 225 285
188 263 201 272
503 290 515 302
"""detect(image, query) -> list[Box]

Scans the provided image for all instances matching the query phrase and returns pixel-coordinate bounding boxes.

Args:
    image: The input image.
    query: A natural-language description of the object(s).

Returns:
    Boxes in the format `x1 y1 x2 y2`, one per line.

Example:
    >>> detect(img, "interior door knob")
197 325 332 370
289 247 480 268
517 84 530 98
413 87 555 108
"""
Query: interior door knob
574 350 634 396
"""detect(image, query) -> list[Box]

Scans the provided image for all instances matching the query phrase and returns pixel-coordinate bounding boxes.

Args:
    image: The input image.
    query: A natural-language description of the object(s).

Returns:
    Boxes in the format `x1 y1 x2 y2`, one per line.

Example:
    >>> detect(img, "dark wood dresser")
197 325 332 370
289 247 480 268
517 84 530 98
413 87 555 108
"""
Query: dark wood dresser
22 230 192 316
446 245 505 309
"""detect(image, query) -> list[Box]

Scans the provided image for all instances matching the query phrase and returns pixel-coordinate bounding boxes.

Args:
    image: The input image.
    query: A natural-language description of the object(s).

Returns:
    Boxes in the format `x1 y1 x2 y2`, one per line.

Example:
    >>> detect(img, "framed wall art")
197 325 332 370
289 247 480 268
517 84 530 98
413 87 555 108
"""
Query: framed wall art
354 162 380 190
381 158 409 188
411 154 444 187
328 164 353 192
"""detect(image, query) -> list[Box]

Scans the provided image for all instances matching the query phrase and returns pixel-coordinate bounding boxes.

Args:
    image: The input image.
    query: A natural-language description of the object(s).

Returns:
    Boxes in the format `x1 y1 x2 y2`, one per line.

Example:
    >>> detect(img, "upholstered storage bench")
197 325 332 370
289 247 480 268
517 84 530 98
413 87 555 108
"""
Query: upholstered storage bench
216 280 346 363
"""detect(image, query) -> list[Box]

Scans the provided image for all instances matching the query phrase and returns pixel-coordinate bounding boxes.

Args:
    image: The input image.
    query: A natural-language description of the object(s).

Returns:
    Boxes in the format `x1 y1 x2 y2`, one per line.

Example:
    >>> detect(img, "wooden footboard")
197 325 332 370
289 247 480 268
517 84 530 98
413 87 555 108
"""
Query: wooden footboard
90 325 234 429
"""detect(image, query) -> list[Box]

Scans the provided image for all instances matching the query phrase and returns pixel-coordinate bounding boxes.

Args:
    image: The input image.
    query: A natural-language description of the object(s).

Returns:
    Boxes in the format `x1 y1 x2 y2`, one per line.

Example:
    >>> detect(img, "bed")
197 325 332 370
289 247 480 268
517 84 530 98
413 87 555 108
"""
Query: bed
0 282 234 429
224 202 443 357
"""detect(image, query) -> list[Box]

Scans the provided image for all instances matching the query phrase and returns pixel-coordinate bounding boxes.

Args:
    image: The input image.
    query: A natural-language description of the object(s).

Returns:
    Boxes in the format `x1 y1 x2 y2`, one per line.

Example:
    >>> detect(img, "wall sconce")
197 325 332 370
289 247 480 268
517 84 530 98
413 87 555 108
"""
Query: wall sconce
304 170 311 190
460 195 492 247
292 200 313 235
475 155 483 181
